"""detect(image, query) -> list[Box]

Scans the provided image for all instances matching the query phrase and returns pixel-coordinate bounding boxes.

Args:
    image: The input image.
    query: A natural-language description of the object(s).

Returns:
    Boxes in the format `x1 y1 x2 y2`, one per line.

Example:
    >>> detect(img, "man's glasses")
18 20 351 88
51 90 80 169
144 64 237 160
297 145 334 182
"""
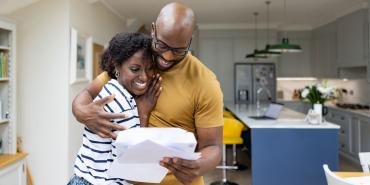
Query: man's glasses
152 23 192 57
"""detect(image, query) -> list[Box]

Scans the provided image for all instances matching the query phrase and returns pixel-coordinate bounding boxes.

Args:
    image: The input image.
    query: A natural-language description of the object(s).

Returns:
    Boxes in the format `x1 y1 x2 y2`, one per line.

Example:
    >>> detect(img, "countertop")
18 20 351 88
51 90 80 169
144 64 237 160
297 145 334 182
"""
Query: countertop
278 99 370 118
0 152 27 169
224 101 340 129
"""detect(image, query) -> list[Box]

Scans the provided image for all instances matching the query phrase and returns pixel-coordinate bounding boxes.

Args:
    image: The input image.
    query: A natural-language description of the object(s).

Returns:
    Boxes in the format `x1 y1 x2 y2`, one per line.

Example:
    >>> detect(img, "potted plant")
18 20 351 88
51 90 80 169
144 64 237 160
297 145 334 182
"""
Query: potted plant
299 82 337 121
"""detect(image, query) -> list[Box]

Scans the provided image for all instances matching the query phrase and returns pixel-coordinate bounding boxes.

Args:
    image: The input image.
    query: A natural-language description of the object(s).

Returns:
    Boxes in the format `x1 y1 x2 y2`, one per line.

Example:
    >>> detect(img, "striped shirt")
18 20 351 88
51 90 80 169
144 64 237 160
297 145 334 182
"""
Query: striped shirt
74 79 140 185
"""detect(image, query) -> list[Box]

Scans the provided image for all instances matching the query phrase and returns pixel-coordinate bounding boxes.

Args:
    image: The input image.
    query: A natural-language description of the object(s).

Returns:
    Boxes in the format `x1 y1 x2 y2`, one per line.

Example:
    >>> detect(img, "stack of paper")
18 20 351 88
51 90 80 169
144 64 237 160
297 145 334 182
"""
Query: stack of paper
107 128 201 183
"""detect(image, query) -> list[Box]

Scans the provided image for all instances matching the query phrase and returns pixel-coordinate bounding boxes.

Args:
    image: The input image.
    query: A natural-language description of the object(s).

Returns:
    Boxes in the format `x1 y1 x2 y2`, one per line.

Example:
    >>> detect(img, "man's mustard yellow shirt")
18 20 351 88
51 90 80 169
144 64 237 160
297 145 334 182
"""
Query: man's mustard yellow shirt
98 53 224 185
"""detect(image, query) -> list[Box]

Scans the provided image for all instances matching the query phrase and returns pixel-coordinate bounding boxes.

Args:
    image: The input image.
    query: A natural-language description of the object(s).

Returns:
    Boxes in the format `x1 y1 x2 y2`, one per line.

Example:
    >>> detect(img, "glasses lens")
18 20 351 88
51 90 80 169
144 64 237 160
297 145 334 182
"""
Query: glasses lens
172 49 187 56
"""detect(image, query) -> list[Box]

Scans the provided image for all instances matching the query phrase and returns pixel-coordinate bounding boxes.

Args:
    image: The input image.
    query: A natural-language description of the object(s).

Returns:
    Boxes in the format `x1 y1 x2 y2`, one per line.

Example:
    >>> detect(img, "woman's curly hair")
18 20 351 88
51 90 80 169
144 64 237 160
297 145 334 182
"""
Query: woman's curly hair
100 32 153 79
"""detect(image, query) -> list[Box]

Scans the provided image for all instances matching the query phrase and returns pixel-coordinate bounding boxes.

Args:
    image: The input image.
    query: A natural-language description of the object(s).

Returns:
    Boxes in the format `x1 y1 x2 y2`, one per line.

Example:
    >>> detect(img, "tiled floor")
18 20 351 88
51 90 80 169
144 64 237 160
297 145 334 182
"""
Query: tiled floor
203 146 360 185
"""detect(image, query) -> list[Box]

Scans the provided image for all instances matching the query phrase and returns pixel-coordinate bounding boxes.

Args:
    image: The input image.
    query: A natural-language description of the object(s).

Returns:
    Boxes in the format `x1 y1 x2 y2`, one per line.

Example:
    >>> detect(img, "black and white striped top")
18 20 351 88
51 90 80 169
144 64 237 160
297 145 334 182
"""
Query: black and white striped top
74 79 140 185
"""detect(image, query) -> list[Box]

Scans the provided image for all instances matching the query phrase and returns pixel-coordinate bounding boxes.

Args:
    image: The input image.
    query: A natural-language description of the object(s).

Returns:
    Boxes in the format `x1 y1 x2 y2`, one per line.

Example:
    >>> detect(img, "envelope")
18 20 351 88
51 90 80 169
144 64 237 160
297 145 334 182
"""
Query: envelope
107 128 201 183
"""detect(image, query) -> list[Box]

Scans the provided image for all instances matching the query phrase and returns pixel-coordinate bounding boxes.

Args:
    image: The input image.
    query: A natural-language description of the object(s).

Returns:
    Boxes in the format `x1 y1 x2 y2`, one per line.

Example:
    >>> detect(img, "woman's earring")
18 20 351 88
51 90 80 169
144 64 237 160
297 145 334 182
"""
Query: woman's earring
115 70 120 78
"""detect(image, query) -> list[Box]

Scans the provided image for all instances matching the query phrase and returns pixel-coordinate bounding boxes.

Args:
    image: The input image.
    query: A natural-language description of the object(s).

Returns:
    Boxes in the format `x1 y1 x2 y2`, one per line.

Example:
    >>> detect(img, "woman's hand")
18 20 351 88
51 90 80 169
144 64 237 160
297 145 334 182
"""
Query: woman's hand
160 157 201 185
135 74 162 127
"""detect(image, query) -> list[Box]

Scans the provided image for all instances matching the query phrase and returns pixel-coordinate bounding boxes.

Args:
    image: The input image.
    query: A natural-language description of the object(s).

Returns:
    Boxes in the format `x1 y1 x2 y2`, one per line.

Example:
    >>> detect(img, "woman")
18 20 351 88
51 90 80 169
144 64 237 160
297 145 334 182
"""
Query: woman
68 32 161 185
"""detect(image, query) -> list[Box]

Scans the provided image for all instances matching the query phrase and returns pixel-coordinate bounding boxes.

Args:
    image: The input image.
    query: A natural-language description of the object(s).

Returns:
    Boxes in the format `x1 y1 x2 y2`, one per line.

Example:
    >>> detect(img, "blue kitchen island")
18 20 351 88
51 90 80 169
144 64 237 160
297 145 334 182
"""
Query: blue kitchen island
225 102 340 185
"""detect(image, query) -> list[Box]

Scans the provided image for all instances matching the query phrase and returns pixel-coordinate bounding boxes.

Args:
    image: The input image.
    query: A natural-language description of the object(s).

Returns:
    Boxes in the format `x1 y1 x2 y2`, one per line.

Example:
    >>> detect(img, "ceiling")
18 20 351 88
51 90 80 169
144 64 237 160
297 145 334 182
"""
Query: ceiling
0 0 40 15
0 0 367 30
102 0 367 30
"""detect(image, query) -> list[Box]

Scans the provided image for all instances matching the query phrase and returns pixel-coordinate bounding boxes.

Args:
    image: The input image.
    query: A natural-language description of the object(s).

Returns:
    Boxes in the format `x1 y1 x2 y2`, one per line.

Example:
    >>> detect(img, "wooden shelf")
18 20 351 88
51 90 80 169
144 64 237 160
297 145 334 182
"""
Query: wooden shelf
0 119 9 125
0 46 10 51
0 77 9 82
0 152 27 169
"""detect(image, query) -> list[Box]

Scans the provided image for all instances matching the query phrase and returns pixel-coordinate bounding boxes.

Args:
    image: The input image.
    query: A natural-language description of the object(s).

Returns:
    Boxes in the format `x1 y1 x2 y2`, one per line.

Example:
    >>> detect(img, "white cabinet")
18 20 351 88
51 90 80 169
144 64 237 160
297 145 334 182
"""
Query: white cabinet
0 19 17 155
336 9 368 67
0 19 24 185
0 156 26 185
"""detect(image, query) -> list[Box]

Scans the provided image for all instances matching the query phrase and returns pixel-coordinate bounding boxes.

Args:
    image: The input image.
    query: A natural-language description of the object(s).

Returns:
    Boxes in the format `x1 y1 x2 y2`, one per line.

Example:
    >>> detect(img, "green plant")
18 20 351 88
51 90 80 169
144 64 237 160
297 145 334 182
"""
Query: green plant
300 83 336 104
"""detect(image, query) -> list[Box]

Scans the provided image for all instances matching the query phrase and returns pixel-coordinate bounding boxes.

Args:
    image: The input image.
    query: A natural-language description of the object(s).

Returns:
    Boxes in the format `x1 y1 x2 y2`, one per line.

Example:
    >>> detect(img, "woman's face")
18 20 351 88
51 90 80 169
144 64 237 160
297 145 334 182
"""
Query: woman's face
117 50 154 96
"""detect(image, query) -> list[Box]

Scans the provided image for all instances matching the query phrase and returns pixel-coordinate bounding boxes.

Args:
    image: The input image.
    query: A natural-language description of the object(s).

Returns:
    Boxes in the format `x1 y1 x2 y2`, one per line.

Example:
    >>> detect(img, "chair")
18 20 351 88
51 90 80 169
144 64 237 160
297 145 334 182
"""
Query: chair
223 110 235 118
359 152 370 172
223 110 248 171
211 118 245 185
323 164 353 185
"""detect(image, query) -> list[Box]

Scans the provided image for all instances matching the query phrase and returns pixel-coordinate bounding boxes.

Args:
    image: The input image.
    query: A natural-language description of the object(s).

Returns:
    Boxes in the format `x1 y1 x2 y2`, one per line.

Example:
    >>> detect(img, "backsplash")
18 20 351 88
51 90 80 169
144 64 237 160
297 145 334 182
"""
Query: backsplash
277 78 370 105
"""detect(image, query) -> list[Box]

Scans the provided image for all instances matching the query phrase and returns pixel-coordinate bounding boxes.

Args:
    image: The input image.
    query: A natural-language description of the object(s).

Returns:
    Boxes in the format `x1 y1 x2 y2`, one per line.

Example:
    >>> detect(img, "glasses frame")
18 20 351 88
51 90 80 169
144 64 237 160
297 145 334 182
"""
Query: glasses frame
152 22 192 57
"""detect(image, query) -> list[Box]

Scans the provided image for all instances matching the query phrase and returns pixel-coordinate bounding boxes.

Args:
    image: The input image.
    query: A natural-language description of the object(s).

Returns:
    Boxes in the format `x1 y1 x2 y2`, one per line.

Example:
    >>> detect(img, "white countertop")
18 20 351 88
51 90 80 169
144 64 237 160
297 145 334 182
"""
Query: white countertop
224 102 340 129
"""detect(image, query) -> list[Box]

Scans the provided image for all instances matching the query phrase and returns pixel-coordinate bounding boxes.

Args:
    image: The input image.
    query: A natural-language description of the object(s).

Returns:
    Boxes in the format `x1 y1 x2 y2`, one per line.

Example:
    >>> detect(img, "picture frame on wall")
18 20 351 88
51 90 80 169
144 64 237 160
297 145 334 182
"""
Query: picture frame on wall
70 27 92 84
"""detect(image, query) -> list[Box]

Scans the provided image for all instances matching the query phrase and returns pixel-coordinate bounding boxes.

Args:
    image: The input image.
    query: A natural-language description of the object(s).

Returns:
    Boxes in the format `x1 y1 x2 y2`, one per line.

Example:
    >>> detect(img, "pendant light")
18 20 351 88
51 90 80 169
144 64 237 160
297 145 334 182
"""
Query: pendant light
255 1 281 57
268 0 302 53
246 12 267 59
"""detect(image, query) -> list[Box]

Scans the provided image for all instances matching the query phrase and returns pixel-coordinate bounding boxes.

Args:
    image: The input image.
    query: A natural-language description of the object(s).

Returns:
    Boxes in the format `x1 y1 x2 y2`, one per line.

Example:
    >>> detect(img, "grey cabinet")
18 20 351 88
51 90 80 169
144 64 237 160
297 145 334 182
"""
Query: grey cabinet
359 117 370 152
312 31 337 78
326 108 351 153
276 31 312 77
326 107 370 164
336 9 368 67
350 116 360 157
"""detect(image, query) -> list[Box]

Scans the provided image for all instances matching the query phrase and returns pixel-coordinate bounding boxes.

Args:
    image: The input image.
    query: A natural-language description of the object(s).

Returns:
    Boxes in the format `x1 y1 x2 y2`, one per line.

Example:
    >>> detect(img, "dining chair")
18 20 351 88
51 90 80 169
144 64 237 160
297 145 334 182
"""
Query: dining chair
323 164 353 185
359 152 370 173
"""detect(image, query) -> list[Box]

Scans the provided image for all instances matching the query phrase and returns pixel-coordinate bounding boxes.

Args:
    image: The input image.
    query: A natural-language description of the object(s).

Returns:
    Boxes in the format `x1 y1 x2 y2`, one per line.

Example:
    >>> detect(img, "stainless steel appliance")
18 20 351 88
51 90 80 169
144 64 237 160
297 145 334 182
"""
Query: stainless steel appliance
234 63 276 104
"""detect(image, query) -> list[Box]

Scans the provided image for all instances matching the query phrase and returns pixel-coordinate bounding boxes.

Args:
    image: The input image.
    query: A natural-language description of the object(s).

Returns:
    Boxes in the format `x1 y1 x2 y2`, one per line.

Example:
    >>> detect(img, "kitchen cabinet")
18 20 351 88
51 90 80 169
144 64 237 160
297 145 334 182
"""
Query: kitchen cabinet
326 108 351 153
326 107 370 165
0 153 27 185
350 116 360 157
359 116 370 152
276 31 312 77
312 22 337 78
336 9 368 67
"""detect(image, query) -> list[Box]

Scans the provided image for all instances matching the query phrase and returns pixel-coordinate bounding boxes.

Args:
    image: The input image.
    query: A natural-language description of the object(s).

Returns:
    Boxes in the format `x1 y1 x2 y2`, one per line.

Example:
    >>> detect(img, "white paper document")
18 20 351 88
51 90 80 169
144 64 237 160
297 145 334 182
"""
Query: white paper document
107 128 201 183
346 176 370 185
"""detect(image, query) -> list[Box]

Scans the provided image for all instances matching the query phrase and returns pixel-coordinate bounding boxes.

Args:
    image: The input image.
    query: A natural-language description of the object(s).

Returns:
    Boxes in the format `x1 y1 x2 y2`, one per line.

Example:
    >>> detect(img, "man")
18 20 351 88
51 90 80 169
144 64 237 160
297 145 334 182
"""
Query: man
72 2 223 185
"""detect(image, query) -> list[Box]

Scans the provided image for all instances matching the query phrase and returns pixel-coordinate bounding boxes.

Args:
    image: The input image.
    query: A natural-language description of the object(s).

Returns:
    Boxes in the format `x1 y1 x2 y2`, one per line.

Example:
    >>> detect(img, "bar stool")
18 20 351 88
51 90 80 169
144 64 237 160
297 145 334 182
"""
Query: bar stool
223 110 248 171
211 118 244 185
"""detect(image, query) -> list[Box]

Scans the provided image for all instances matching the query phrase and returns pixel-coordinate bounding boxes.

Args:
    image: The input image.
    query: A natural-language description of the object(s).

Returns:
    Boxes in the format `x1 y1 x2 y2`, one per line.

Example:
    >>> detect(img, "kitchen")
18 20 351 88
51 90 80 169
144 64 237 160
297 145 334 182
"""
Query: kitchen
0 0 369 185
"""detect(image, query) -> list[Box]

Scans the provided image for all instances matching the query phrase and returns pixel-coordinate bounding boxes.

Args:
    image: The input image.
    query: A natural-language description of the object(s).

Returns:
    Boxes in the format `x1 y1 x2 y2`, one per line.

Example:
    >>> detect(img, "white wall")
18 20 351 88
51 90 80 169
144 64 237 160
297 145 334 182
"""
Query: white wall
6 0 127 184
68 0 126 178
277 79 370 104
8 0 71 184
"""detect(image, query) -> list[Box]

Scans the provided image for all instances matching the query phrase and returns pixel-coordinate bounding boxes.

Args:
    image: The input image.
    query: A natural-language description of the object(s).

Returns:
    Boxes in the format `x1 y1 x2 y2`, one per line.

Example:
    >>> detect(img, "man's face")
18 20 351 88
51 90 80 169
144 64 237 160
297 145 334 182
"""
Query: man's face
151 23 192 71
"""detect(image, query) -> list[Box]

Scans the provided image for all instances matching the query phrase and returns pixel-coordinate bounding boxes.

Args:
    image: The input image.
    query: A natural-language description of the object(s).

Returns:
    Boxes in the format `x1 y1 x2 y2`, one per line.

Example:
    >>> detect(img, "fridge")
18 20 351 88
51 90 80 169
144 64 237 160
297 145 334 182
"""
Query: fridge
234 63 276 104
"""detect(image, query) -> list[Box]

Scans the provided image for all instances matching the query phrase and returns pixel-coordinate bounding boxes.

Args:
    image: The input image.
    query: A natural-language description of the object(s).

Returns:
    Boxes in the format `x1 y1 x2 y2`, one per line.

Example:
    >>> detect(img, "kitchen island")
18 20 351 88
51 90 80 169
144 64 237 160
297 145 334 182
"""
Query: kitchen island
225 102 340 185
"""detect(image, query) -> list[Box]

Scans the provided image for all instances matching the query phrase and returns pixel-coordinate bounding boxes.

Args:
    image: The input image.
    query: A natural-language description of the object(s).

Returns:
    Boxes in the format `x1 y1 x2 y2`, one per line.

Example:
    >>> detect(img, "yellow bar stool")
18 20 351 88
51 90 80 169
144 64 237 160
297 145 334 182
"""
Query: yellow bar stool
223 110 248 170
223 110 235 118
211 118 245 185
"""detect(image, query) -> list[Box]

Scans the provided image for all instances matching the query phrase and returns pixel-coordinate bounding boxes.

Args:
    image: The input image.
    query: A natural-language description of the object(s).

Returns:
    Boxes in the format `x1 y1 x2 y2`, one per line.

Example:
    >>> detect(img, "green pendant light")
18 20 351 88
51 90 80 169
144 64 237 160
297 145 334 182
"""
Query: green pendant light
255 1 281 58
268 0 302 53
246 12 267 59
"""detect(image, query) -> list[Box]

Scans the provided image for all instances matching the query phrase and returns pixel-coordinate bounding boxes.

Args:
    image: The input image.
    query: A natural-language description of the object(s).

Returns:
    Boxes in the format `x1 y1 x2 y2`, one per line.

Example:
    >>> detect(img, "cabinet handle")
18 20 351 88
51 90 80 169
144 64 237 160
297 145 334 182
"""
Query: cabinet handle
341 144 345 148
340 116 345 120
341 130 345 134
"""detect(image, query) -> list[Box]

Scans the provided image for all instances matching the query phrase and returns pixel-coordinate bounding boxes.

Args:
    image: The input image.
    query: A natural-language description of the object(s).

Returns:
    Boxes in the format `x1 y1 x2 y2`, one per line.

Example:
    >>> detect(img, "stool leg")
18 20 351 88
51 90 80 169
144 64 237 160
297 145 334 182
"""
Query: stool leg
232 144 248 171
210 145 238 185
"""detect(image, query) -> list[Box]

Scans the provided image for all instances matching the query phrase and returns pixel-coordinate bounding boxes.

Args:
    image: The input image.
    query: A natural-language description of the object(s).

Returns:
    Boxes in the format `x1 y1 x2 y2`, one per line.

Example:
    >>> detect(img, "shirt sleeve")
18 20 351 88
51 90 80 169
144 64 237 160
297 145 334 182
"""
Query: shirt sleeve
97 71 110 84
194 78 224 128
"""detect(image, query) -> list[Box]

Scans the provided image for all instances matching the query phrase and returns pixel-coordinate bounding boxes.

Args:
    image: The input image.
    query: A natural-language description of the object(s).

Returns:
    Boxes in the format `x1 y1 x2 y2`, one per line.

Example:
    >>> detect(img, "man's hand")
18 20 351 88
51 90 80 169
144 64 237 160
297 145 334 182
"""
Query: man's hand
160 157 201 185
74 94 127 139
135 74 162 127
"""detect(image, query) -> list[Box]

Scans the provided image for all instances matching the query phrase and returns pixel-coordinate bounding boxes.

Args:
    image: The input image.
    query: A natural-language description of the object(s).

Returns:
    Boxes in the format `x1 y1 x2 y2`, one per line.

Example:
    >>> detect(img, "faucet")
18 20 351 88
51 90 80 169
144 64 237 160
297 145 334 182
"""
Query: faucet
256 86 272 110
